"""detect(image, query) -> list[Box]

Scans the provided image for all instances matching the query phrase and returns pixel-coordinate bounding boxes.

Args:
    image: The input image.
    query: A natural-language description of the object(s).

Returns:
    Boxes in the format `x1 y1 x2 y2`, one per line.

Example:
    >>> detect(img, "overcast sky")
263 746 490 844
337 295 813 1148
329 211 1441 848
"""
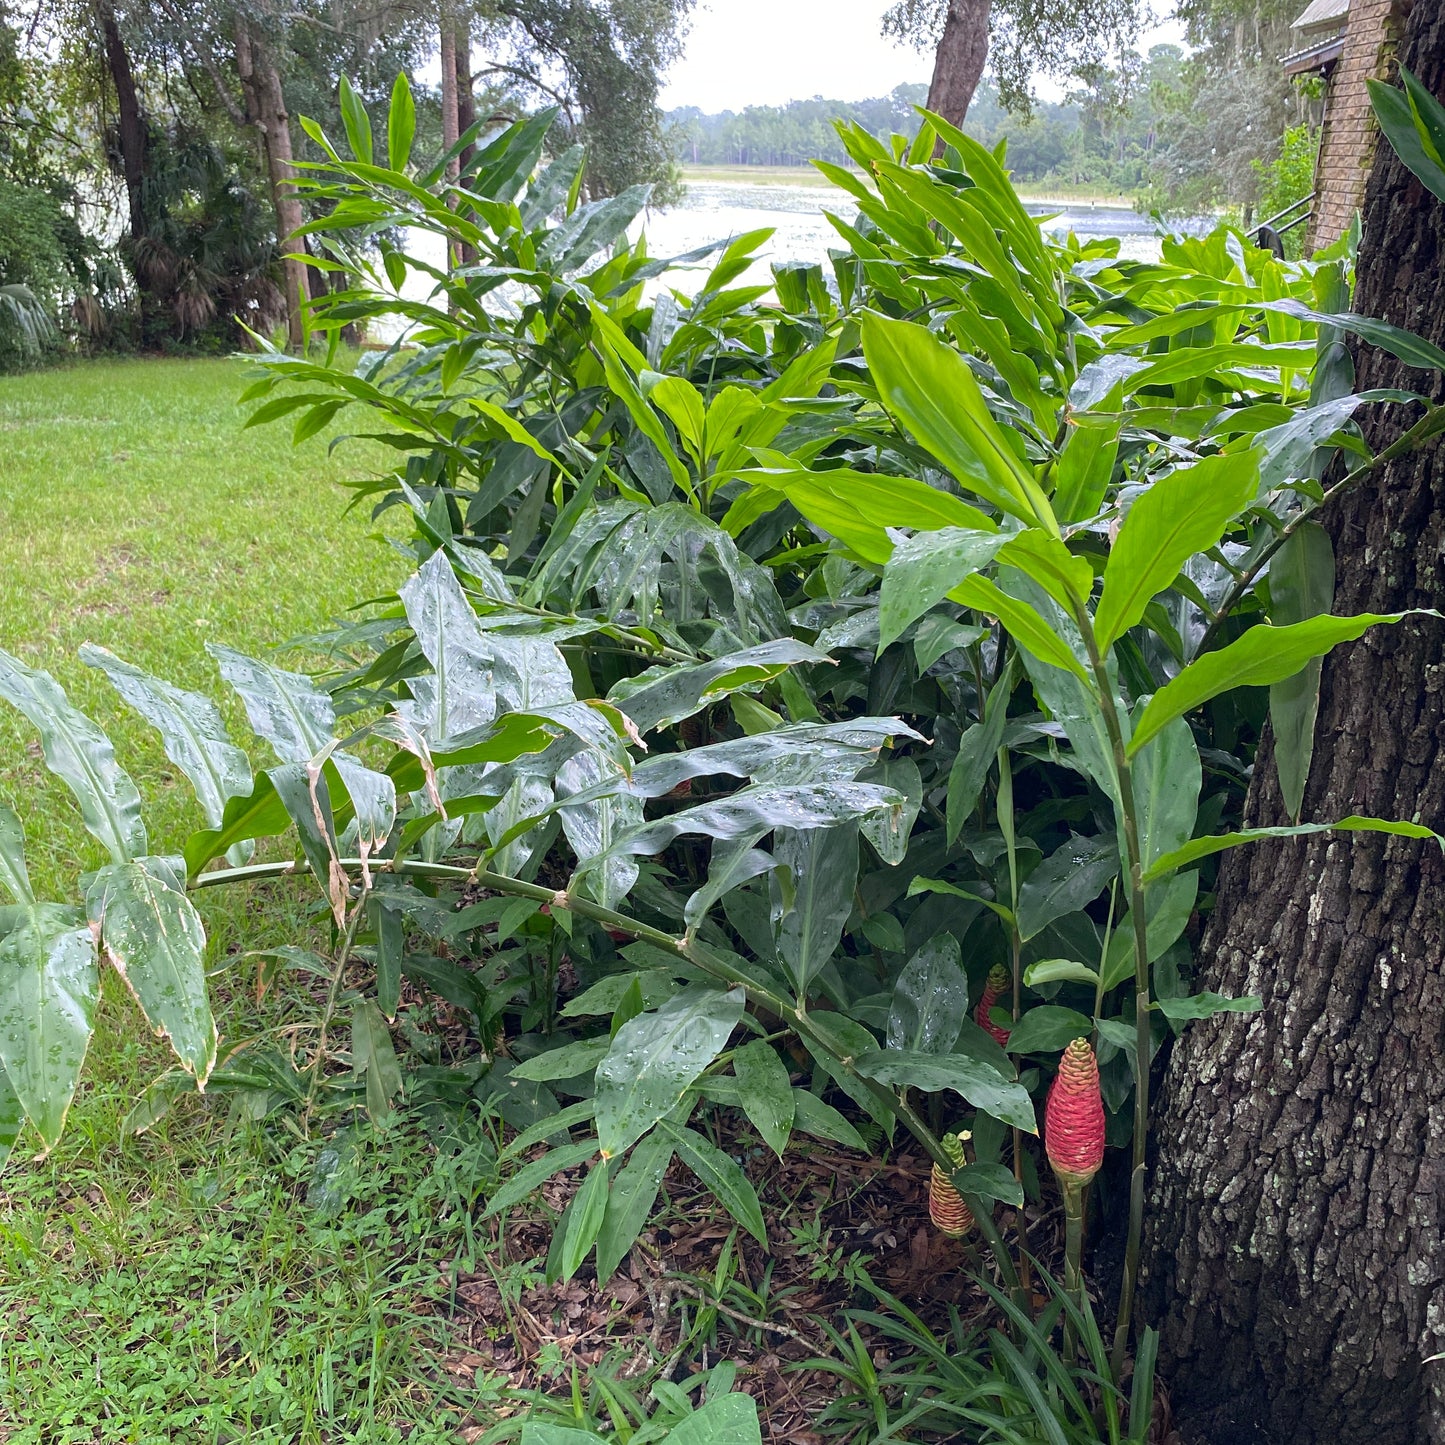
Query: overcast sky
658 0 932 112
658 0 1187 113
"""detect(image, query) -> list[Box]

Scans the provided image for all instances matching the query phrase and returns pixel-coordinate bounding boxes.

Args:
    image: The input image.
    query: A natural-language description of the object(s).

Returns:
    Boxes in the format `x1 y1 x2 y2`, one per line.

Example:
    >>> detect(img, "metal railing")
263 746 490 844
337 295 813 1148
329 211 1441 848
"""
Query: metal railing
1248 191 1316 257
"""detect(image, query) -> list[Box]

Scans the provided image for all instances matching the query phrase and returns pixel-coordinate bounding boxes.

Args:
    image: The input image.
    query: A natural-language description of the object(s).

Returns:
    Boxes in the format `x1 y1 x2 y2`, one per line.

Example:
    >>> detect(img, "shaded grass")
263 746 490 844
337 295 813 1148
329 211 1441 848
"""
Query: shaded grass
0 357 482 1441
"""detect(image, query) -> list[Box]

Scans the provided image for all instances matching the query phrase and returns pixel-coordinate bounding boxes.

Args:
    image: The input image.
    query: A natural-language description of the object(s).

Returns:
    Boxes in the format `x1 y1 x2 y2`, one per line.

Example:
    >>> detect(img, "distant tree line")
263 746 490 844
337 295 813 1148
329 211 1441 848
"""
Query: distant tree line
668 48 1193 193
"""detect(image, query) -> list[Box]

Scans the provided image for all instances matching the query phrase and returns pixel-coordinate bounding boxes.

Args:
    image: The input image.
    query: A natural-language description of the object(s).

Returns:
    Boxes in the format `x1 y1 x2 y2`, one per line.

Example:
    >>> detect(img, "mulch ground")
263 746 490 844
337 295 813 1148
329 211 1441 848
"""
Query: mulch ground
423 1120 1069 1442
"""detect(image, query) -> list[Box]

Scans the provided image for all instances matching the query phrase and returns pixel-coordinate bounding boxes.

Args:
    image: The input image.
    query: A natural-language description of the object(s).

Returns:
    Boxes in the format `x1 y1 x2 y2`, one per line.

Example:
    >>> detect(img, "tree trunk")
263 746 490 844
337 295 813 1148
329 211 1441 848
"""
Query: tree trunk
1146 4 1445 1441
925 0 990 128
236 20 309 349
455 18 476 171
454 17 479 266
98 2 145 241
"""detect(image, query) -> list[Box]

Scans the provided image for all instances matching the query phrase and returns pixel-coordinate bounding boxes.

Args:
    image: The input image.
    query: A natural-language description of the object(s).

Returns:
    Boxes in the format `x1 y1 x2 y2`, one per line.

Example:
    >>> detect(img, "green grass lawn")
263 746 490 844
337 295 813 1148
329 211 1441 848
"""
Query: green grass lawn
0 357 482 1443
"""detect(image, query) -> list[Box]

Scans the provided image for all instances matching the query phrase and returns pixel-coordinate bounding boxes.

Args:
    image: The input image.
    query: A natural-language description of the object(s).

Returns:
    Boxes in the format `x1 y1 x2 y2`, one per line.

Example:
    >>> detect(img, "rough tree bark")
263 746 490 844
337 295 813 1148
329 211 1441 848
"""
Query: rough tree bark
454 18 478 267
235 19 309 350
1146 3 1445 1441
97 1 145 241
926 0 990 127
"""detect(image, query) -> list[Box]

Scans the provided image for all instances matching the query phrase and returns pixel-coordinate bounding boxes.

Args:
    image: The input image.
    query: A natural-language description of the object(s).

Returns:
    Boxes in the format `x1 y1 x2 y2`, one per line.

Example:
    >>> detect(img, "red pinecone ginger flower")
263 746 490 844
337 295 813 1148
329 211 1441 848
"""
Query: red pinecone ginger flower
928 1131 975 1238
975 963 1011 1046
1045 1038 1105 1187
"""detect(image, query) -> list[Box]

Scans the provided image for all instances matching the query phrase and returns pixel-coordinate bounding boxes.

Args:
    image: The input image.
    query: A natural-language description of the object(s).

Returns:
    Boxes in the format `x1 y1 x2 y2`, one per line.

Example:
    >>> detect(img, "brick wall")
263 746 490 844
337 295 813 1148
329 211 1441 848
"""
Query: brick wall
1310 0 1404 246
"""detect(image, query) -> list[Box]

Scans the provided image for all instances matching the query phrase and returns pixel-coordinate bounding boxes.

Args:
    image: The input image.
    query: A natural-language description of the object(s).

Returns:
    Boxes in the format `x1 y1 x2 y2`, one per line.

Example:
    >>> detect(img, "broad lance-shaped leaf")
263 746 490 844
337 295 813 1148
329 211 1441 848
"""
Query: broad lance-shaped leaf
1131 710 1201 872
87 862 216 1085
732 1037 795 1158
586 782 904 869
952 573 1090 680
0 800 33 905
610 639 829 734
666 1392 763 1445
683 831 773 938
1016 833 1118 941
860 311 1052 526
770 822 858 996
1143 816 1442 884
0 904 98 1150
854 1047 1037 1133
557 750 641 912
208 643 334 763
1368 66 1445 206
81 644 253 863
1268 522 1335 822
877 526 1011 654
1129 610 1440 756
887 932 969 1054
1094 449 1261 651
0 647 145 863
656 1118 767 1245
0 1063 22 1171
399 550 499 736
595 1128 673 1284
594 985 744 1158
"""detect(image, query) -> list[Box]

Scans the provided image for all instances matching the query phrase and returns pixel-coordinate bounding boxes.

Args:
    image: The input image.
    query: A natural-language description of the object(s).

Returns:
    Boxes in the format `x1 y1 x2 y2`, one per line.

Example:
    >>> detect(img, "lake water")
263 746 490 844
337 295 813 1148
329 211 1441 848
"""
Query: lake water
638 176 1170 284
380 174 1175 337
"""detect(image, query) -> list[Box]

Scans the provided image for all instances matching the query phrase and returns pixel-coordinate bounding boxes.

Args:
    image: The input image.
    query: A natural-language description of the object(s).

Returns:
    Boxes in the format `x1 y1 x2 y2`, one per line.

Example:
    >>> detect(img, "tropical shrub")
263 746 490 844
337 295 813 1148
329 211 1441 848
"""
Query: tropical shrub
3 79 1443 1419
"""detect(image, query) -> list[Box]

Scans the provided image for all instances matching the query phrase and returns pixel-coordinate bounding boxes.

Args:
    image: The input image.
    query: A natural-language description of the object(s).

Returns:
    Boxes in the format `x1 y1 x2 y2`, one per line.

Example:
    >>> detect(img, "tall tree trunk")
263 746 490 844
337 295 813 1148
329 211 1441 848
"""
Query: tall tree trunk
440 3 460 272
455 18 476 171
1146 4 1445 1441
236 20 309 349
454 17 479 267
97 2 145 241
925 0 990 128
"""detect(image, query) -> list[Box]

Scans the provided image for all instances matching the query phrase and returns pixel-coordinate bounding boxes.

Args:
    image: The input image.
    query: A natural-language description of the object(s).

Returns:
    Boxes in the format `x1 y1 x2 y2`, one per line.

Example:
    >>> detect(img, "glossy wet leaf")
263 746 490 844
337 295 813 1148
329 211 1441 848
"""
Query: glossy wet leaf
861 311 1048 525
1016 834 1118 941
1155 992 1263 1022
595 1128 674 1283
1095 450 1261 650
1131 711 1201 872
1143 817 1442 883
0 1063 22 1170
508 1036 612 1083
595 985 744 1158
0 647 145 863
887 932 969 1054
770 823 858 996
790 1087 867 1150
482 1139 599 1217
732 1039 794 1158
952 574 1089 680
1024 958 1102 988
209 643 334 763
0 801 33 906
182 770 292 878
80 645 252 854
611 639 828 734
1129 612 1435 755
0 905 97 1151
952 1160 1024 1208
667 1393 763 1445
1268 522 1335 821
854 1047 1037 1133
877 526 1010 654
87 861 216 1086
1005 1005 1094 1055
1102 871 1199 990
657 1119 767 1244
559 1161 610 1281
351 998 402 1121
